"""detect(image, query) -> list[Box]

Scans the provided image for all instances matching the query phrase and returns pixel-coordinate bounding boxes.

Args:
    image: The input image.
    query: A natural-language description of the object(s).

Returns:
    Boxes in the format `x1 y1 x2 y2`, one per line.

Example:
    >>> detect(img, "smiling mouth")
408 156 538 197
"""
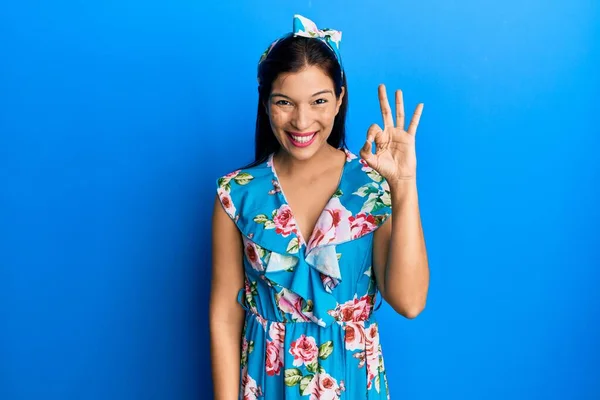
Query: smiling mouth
286 131 317 145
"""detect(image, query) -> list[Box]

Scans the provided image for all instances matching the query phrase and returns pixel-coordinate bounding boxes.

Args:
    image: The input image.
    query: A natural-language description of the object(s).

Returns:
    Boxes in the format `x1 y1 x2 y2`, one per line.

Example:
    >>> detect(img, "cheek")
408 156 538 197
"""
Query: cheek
317 106 338 124
269 107 289 127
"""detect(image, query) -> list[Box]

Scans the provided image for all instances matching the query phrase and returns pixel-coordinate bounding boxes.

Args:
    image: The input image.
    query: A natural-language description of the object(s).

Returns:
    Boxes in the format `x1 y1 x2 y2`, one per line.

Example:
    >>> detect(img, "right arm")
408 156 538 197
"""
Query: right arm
210 194 245 400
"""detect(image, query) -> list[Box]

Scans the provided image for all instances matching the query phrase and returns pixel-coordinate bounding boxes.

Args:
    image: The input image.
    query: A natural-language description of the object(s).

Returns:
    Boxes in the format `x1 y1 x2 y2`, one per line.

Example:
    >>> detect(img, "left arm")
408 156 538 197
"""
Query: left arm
362 84 430 319
373 179 429 318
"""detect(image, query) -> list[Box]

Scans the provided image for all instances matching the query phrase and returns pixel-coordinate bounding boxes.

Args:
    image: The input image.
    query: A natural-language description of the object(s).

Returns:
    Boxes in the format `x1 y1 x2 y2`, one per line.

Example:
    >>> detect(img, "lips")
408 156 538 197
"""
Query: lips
286 131 317 148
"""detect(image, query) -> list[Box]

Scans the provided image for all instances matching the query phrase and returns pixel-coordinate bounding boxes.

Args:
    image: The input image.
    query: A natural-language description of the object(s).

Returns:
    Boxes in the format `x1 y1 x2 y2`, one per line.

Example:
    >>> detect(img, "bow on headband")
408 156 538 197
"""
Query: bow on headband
258 14 343 76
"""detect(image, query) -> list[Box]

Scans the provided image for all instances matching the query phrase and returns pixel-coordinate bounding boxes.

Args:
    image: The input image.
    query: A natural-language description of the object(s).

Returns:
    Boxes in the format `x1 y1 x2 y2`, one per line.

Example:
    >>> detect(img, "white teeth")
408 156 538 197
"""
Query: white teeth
290 134 315 143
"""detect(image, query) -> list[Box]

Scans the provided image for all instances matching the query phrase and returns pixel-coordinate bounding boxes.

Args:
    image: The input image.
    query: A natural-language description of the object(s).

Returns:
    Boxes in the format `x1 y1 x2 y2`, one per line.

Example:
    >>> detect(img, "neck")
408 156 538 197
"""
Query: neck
274 145 343 177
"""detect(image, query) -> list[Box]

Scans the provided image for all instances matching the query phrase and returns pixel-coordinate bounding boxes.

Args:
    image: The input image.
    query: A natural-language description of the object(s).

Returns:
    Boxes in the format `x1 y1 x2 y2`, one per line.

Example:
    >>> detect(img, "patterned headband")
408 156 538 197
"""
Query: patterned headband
258 14 343 82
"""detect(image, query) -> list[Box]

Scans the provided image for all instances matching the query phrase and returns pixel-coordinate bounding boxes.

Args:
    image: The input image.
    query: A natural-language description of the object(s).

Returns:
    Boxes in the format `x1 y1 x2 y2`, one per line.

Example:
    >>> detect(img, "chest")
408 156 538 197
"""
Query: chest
278 172 341 243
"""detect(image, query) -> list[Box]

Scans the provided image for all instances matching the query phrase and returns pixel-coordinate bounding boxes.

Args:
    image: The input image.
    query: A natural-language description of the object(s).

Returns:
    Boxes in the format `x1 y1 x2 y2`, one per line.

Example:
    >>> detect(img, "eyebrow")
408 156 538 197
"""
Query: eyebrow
270 89 334 99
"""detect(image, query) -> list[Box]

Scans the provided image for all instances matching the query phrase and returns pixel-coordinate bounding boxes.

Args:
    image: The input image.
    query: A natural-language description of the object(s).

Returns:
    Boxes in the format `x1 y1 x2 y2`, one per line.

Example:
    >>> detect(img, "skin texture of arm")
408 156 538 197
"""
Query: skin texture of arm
210 194 245 399
364 86 430 319
372 179 429 319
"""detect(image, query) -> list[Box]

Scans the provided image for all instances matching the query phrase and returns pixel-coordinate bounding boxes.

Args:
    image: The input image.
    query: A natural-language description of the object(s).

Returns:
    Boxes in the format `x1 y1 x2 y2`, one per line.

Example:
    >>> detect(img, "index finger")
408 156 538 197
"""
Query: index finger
378 84 394 129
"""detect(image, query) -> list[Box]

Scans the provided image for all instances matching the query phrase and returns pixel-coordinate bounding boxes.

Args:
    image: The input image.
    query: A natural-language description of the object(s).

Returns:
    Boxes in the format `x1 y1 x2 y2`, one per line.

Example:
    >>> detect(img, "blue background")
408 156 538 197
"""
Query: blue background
1 1 598 399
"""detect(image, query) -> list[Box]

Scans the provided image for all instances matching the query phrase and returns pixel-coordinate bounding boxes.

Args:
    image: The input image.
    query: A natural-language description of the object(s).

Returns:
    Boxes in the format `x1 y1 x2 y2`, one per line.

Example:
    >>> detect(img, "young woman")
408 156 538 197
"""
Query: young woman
210 14 429 400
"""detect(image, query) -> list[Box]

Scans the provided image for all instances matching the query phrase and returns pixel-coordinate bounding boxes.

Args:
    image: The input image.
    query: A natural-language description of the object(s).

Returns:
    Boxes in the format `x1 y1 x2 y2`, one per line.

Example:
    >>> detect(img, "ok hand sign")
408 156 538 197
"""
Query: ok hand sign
360 84 424 182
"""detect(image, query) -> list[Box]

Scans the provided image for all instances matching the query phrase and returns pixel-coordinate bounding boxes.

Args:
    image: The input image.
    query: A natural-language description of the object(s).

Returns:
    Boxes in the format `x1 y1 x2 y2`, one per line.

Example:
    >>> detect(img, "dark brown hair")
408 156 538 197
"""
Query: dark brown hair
244 35 348 168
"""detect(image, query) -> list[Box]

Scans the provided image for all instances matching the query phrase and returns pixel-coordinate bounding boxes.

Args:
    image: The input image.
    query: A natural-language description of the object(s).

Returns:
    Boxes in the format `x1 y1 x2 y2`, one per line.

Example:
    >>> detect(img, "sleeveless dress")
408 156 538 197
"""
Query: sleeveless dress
216 149 393 399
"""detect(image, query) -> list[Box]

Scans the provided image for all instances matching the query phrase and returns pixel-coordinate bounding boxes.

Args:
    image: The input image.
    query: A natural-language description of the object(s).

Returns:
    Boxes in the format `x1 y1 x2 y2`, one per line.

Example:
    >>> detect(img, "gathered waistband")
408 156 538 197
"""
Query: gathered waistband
240 301 377 326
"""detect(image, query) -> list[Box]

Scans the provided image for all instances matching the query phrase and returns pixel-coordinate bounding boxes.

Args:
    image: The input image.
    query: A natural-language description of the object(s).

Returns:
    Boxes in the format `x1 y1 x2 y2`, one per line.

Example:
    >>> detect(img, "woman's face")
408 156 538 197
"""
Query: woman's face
267 65 345 161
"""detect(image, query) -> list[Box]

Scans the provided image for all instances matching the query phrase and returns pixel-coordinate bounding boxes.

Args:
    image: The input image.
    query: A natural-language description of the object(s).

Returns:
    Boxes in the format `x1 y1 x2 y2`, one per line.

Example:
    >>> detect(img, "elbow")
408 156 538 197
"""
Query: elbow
387 297 426 319
400 304 425 319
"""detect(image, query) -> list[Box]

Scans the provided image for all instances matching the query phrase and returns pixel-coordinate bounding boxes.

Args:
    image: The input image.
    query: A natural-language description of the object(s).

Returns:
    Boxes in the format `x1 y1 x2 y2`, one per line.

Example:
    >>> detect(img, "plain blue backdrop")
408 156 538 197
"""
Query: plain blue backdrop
1 1 598 399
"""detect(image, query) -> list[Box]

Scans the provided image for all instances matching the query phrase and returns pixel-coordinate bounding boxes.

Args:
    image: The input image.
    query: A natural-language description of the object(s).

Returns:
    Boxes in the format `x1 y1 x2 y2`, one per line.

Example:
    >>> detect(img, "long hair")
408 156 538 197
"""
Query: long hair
244 35 348 168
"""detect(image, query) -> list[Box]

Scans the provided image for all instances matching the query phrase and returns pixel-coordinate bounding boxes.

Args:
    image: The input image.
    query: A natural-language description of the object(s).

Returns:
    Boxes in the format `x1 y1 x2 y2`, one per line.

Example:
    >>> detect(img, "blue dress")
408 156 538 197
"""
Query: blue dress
216 149 393 399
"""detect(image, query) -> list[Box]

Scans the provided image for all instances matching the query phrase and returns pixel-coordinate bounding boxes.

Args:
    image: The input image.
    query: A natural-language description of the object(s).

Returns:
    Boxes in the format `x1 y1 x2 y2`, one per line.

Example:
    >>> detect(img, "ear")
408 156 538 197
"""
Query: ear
335 86 345 114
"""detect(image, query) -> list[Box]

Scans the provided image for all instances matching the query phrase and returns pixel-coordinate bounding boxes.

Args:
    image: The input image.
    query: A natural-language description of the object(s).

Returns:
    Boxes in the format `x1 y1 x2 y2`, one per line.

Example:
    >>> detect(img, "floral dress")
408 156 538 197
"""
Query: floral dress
216 149 393 400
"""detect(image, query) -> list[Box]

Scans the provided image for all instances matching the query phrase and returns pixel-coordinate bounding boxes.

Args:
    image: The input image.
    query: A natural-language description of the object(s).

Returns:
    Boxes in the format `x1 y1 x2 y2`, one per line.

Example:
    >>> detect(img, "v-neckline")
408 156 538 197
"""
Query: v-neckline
269 149 349 249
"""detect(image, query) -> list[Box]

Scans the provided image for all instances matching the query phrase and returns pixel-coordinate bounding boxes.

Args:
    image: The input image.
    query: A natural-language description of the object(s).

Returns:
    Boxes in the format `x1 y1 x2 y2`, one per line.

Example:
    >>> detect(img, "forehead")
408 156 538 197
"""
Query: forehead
271 65 335 94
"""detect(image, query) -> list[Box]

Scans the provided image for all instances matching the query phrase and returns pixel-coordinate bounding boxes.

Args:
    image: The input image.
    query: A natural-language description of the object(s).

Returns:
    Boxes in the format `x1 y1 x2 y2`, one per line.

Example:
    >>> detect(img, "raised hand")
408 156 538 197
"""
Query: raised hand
360 84 424 182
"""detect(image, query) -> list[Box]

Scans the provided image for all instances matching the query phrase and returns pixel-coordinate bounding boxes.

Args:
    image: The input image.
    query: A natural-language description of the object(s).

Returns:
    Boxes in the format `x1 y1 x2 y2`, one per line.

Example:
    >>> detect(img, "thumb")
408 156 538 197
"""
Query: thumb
360 124 381 168
360 138 377 169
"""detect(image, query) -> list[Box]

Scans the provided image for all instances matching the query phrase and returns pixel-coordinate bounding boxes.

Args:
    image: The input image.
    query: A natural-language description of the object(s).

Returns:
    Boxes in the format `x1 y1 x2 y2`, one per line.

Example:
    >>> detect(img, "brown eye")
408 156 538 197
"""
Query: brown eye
275 100 292 106
314 98 328 105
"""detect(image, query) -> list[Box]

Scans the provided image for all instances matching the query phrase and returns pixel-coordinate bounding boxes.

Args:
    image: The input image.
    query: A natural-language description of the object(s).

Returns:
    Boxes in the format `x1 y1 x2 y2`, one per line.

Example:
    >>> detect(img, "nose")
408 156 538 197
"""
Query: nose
290 104 313 132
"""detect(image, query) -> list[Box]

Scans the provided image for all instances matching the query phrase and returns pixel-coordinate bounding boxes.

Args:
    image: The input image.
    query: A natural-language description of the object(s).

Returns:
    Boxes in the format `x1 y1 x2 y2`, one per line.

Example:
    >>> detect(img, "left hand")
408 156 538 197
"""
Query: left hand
360 84 424 182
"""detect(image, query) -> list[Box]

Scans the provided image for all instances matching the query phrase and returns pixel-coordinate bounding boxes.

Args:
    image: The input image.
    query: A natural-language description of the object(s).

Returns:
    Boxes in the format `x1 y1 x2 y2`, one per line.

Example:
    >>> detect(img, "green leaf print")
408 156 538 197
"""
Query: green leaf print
250 281 258 296
374 214 388 225
375 374 381 393
286 237 299 254
336 253 342 260
264 220 276 229
302 299 313 313
217 177 232 192
253 214 269 224
233 172 253 185
367 272 375 294
367 170 384 182
300 374 314 395
354 183 379 197
318 341 334 360
257 246 266 259
284 368 303 387
362 195 379 213
253 214 277 230
306 362 319 374
248 296 257 310
370 199 387 213
241 340 255 367
333 188 343 198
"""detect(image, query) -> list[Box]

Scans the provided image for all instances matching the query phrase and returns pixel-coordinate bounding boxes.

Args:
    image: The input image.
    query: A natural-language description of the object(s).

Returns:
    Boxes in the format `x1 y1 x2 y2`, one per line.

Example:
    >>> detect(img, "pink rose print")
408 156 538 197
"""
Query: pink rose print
224 169 241 179
269 179 281 195
241 365 262 400
255 314 268 331
289 334 318 367
277 289 312 322
242 279 257 313
242 237 264 272
332 294 373 323
346 150 357 162
304 372 343 400
241 336 250 367
343 322 367 351
349 212 378 239
365 323 381 390
353 350 366 368
273 204 297 237
217 187 236 218
269 322 286 346
359 158 373 172
265 339 284 376
307 198 351 250
321 273 340 293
